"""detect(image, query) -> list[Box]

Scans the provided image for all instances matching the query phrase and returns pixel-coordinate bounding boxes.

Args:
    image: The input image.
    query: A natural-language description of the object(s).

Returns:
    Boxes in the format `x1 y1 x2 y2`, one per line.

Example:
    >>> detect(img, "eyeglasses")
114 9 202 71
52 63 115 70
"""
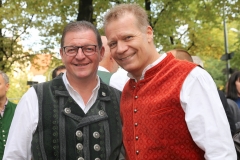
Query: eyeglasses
62 45 97 56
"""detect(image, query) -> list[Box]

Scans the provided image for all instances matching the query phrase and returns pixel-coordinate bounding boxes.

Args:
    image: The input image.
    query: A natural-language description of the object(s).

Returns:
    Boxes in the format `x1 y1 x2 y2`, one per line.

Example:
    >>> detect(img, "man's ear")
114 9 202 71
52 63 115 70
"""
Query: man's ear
60 48 65 64
60 48 64 58
99 46 105 62
5 83 9 92
146 25 153 43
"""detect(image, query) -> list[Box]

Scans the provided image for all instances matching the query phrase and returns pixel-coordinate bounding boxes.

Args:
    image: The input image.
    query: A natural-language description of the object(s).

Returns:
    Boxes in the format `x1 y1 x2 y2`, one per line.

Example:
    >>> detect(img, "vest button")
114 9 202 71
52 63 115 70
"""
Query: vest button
76 130 83 138
76 143 83 150
94 144 101 151
134 109 137 113
101 92 106 96
98 110 105 116
64 108 71 114
135 123 138 126
136 150 139 154
77 157 84 160
135 136 139 140
135 96 138 99
93 132 100 139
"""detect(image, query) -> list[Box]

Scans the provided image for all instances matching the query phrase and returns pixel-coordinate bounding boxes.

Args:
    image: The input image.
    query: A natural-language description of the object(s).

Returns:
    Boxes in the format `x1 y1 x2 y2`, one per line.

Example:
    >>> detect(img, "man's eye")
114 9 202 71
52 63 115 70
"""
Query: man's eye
84 47 94 52
67 48 76 52
109 43 116 49
125 36 133 40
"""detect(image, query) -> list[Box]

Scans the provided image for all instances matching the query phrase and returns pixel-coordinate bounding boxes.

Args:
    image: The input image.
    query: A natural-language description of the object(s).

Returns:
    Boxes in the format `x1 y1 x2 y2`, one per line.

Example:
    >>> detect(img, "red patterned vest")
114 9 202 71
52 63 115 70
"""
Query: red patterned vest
121 54 205 160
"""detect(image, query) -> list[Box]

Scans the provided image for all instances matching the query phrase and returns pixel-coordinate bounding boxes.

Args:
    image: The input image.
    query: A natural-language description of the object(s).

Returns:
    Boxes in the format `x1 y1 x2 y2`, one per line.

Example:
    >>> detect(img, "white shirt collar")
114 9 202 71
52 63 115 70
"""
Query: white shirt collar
128 53 167 81
98 66 110 72
5 99 8 106
62 72 100 113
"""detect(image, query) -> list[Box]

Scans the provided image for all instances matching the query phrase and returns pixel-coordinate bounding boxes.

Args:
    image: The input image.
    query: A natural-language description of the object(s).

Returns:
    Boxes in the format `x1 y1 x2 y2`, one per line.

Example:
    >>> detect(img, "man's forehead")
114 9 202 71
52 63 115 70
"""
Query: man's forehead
106 31 130 42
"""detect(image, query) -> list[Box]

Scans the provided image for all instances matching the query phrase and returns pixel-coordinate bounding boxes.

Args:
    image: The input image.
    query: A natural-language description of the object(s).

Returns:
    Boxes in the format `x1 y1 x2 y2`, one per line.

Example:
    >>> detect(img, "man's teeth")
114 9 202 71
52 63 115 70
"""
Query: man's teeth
121 54 133 61
75 63 88 66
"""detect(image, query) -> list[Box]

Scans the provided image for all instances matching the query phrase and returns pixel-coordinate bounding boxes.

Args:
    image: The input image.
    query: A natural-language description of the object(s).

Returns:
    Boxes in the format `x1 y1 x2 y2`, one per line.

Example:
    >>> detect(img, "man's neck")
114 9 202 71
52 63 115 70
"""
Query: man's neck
0 97 7 110
63 72 99 105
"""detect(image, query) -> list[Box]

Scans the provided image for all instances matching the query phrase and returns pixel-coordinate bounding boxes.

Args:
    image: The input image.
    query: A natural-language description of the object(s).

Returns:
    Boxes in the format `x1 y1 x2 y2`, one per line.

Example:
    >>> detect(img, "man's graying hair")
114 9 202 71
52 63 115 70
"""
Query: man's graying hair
61 21 102 49
0 70 9 84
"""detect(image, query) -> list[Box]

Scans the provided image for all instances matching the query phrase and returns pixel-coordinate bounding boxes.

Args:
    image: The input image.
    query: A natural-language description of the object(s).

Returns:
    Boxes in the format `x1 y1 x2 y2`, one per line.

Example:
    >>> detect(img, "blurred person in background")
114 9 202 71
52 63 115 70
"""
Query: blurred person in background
98 36 129 91
226 71 240 132
227 71 240 109
0 71 17 160
169 49 194 62
51 65 66 79
98 36 119 84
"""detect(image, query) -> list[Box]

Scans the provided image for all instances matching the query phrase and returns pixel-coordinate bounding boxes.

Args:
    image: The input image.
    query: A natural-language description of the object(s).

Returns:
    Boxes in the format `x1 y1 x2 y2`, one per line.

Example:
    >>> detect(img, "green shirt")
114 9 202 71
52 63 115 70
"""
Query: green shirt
97 70 113 85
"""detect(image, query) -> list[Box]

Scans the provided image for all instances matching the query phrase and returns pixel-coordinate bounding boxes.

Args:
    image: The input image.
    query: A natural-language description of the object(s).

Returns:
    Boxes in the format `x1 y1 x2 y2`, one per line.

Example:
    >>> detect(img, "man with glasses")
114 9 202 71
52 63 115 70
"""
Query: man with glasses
3 21 123 160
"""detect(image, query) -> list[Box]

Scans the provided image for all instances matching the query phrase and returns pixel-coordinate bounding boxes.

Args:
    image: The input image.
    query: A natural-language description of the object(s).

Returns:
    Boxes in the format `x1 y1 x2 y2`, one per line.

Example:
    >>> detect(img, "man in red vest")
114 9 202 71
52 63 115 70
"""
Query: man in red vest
103 3 237 160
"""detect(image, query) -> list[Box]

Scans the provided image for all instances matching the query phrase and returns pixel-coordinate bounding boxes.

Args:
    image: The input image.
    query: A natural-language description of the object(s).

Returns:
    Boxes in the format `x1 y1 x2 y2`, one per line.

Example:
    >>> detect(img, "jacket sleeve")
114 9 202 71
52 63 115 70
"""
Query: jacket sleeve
218 89 236 135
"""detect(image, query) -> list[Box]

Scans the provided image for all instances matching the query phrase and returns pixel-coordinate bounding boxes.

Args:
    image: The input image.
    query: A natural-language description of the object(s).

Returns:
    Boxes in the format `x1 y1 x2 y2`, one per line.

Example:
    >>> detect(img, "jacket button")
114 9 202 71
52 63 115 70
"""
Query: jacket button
64 108 71 114
93 132 100 139
76 130 83 138
76 143 83 150
94 144 101 151
98 110 105 116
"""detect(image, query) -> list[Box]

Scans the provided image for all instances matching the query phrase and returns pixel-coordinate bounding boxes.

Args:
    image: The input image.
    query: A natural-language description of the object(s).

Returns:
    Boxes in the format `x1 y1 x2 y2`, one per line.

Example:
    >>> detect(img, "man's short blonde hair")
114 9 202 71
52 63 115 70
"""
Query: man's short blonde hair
103 3 149 31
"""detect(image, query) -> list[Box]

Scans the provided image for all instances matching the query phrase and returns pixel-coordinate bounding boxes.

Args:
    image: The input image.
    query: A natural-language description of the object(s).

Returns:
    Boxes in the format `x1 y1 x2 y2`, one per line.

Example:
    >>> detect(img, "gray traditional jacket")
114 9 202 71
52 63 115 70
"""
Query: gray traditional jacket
32 75 122 160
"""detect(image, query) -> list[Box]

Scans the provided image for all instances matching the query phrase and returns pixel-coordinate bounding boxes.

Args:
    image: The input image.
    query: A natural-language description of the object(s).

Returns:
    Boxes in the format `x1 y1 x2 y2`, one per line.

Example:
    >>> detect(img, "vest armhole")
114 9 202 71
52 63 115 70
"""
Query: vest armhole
33 83 48 160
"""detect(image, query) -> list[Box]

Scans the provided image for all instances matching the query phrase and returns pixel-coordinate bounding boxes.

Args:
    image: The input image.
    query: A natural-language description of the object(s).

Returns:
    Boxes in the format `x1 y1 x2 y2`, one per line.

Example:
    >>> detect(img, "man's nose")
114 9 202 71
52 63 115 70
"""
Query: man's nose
116 41 128 54
75 48 86 58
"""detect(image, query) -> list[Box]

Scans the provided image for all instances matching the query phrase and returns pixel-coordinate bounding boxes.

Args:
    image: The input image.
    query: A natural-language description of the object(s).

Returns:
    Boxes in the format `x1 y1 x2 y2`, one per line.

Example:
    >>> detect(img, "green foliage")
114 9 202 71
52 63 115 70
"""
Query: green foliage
7 70 30 104
202 56 226 90
1 0 240 95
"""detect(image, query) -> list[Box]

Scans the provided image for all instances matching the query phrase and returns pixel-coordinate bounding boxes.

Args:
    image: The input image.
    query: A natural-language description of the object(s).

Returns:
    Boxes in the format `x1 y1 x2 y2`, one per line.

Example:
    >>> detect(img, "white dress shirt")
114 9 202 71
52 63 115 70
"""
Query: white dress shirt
3 54 237 159
110 68 129 91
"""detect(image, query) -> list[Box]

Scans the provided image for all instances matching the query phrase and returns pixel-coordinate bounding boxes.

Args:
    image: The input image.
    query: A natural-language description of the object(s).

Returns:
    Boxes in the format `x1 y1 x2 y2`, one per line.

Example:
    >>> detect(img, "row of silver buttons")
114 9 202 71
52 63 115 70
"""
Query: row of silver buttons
76 130 100 139
76 143 101 151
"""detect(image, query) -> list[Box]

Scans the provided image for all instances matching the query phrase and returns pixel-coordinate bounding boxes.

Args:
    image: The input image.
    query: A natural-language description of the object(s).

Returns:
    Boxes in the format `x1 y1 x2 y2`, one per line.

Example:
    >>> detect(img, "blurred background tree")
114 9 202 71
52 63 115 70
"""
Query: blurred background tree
1 0 240 101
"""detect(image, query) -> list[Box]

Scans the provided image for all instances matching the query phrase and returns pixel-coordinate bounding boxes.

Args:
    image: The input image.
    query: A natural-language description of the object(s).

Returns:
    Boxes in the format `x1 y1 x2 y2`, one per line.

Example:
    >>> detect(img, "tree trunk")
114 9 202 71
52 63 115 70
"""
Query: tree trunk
77 0 93 23
145 0 151 11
